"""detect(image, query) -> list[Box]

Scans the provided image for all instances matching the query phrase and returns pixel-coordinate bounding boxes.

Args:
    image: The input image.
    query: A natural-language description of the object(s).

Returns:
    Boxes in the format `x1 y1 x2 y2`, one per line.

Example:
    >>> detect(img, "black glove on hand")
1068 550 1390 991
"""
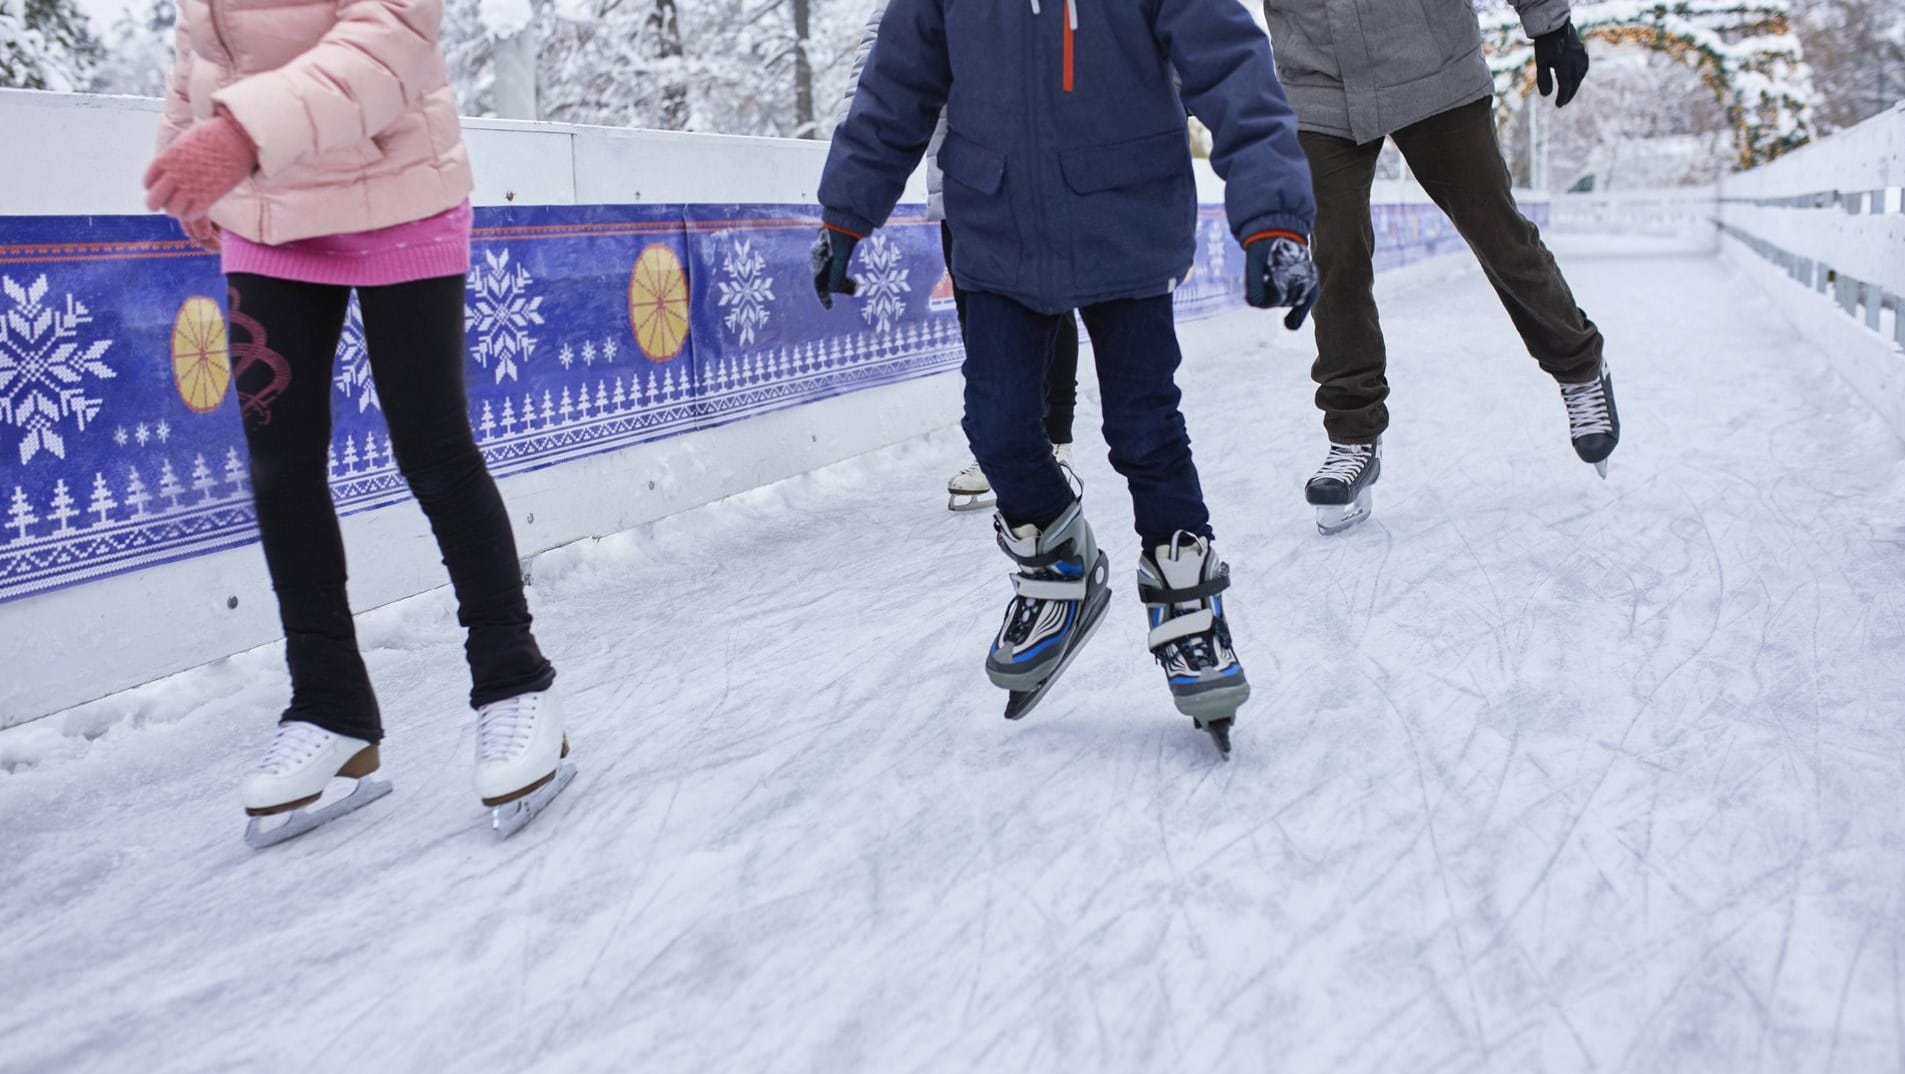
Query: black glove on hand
1534 20 1590 108
1244 234 1318 330
810 227 860 309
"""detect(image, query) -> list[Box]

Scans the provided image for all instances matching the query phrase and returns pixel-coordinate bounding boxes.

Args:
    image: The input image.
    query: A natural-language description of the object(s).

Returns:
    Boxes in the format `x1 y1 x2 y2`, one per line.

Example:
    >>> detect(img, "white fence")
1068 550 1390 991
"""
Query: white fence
1549 186 1719 244
1716 102 1905 439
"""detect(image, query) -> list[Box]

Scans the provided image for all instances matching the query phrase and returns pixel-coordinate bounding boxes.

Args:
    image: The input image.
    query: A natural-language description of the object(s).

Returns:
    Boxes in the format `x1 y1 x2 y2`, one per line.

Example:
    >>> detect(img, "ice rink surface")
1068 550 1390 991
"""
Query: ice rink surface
3 237 1903 1073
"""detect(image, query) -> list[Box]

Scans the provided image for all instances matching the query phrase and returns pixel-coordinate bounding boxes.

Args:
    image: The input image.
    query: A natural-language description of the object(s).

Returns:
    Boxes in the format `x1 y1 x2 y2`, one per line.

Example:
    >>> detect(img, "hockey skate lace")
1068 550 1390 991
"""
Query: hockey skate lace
1561 378 1612 436
1314 444 1372 484
477 695 539 763
258 722 329 775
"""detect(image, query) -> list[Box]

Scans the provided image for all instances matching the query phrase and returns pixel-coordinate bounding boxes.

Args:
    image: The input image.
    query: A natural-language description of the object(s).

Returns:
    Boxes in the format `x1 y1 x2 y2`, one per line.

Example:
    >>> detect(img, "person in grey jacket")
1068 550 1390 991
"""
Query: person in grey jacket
837 2 1080 512
1263 0 1620 536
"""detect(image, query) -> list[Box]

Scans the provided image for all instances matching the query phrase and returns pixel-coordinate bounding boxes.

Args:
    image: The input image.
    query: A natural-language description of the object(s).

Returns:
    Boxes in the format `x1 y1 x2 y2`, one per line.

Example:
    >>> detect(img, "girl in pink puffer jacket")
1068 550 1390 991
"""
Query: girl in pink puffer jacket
144 0 573 846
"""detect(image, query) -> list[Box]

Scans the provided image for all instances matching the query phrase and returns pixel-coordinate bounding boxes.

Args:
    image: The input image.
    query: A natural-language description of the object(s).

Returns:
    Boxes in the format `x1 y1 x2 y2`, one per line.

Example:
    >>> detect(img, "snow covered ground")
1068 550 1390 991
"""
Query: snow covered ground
3 236 1903 1074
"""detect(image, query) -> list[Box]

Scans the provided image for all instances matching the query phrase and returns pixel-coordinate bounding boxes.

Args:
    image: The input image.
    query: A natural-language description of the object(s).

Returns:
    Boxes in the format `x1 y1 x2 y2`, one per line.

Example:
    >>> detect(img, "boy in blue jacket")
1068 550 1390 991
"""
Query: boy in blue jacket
812 0 1317 755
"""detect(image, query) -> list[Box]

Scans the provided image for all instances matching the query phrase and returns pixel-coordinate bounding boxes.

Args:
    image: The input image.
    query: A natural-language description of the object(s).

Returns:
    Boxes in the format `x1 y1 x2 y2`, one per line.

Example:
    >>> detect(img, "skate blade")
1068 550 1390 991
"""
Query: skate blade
490 761 577 840
1594 459 1608 480
1315 488 1372 536
243 778 392 850
1004 586 1113 721
948 492 996 512
1199 717 1234 760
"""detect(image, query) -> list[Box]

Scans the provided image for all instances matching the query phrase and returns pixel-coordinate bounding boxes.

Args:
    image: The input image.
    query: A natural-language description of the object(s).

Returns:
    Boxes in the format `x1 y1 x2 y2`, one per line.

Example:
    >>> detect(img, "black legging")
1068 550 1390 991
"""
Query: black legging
941 221 1078 444
227 272 555 742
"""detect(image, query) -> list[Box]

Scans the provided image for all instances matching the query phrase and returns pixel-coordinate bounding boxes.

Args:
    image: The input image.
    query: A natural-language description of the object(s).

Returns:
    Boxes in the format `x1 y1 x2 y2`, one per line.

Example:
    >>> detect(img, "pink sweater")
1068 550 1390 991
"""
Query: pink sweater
221 200 473 287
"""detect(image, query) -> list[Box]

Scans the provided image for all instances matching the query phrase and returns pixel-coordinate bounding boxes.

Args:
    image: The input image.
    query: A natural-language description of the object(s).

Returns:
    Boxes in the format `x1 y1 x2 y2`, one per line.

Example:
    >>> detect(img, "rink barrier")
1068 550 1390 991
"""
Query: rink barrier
0 89 1527 727
1714 103 1905 439
0 198 1512 611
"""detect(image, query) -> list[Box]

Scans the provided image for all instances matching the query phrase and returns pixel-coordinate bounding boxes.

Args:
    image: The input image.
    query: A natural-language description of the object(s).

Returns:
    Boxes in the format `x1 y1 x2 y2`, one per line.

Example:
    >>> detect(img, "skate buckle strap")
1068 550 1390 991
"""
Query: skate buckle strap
999 538 1073 569
1148 608 1215 649
1011 572 1087 600
1137 572 1229 606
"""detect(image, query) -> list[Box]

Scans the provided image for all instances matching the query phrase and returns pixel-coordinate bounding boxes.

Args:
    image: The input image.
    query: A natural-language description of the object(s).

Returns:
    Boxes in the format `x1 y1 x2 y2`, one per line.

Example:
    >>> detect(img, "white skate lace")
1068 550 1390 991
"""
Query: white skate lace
477 694 541 764
258 722 331 775
953 460 985 484
1313 444 1373 483
1561 376 1613 436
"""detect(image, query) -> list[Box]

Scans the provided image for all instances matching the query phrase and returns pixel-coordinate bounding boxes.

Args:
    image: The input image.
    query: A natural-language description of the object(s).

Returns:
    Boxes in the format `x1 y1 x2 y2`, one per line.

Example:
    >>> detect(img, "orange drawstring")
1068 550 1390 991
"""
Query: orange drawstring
1062 0 1077 92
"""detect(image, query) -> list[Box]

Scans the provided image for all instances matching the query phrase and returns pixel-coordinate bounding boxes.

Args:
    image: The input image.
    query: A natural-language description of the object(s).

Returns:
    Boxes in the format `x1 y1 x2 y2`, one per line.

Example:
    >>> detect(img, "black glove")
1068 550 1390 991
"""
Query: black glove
1244 234 1317 330
1534 20 1590 108
810 227 860 309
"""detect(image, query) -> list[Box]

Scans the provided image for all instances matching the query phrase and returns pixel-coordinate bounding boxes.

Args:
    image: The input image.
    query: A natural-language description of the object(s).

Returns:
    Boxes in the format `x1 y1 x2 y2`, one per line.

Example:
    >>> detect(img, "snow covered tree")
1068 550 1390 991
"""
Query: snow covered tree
1481 0 1815 168
2 0 103 91
536 0 862 135
1791 0 1905 133
90 0 172 97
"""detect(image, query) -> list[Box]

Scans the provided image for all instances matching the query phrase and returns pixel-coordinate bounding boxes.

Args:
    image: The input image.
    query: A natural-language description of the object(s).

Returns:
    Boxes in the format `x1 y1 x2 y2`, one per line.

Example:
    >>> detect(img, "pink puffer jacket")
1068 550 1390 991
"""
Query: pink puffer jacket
159 0 473 245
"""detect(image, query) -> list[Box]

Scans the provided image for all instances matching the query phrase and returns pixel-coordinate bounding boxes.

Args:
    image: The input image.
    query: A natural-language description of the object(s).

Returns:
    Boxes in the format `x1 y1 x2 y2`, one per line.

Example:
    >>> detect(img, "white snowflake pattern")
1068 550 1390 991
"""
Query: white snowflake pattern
133 422 149 446
558 343 575 370
1204 219 1230 283
854 234 910 334
465 249 545 384
155 419 170 444
0 274 116 464
716 237 775 345
332 296 379 413
113 426 127 446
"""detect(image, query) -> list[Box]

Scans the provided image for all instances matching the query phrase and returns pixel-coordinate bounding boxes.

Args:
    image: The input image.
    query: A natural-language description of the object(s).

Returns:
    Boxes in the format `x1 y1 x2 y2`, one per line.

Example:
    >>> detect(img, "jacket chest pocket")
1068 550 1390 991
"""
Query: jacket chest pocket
938 131 1022 287
1057 129 1192 290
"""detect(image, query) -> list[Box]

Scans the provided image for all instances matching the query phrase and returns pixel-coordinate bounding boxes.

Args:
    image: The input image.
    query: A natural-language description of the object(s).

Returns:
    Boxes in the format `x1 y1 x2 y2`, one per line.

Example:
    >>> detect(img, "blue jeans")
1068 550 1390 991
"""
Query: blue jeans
961 290 1212 546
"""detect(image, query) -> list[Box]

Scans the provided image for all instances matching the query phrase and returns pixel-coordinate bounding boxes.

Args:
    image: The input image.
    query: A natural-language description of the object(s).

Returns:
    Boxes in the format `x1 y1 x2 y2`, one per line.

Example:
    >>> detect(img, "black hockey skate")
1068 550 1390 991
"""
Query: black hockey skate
987 500 1112 721
1560 363 1620 478
1305 439 1380 535
1139 533 1249 758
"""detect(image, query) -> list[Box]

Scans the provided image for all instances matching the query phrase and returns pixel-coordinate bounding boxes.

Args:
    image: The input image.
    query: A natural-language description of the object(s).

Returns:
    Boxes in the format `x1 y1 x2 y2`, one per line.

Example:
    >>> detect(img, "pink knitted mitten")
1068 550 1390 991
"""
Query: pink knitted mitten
144 113 258 220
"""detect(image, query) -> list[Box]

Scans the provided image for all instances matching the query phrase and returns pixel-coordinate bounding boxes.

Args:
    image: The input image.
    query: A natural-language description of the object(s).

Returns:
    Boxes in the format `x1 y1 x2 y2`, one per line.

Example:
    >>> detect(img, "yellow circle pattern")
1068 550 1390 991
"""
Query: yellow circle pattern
627 243 690 362
172 296 231 413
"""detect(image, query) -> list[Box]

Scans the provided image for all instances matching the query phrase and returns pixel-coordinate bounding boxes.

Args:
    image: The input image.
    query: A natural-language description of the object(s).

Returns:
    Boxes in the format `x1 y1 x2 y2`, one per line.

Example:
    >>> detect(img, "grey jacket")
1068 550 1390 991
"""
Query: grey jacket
1262 0 1569 144
836 2 949 221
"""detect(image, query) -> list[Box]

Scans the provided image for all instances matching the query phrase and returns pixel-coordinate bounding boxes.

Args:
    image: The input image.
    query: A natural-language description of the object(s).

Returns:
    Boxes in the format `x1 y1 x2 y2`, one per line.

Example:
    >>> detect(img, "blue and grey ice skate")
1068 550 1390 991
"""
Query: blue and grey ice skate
987 500 1111 721
1138 533 1250 757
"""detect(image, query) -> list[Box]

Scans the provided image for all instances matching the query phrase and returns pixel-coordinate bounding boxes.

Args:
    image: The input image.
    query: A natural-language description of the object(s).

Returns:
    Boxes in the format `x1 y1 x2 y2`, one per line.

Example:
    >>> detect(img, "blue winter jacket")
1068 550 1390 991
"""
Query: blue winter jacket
819 0 1316 315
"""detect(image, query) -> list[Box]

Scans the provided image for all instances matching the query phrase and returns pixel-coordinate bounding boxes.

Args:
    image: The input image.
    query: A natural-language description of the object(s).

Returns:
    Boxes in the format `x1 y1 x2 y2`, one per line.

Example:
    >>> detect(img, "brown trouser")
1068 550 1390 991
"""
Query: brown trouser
1300 97 1604 444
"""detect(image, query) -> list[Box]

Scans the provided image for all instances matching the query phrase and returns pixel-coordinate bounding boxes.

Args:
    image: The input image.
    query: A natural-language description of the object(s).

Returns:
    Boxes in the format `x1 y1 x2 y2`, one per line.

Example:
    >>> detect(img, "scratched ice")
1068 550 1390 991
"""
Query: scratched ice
3 237 1902 1073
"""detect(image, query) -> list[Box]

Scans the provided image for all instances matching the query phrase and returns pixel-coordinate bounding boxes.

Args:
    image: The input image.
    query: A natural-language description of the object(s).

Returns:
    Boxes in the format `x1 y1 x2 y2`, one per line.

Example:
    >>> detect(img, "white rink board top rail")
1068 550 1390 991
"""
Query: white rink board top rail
0 89 921 213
